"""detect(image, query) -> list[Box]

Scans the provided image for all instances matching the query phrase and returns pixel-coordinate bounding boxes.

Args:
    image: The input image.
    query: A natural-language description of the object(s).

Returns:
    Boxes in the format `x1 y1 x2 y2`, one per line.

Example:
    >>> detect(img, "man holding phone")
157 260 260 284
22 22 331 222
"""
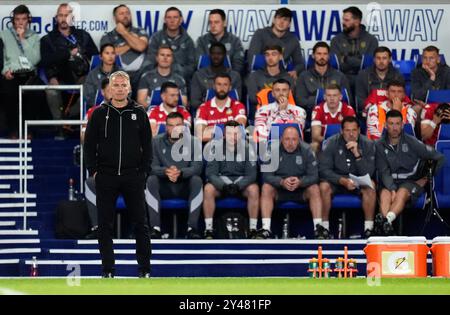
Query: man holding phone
421 102 450 146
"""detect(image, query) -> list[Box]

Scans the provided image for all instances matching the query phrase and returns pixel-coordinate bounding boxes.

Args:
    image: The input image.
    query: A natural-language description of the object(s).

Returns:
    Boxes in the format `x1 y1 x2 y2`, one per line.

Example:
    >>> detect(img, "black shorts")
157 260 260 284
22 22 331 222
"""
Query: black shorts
328 182 361 196
396 180 425 207
276 188 307 203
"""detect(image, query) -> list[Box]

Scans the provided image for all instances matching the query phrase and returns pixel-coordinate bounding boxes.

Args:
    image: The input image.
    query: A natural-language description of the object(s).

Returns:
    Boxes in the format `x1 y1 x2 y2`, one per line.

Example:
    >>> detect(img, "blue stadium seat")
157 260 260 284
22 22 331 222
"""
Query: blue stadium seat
89 54 122 71
416 54 446 66
94 90 104 106
425 89 450 103
405 83 412 97
148 89 184 107
277 201 307 210
403 123 416 137
360 54 374 70
306 54 340 70
197 54 231 70
315 88 350 105
205 88 239 101
250 54 286 72
216 197 247 209
332 195 362 209
268 123 303 141
156 123 166 134
434 140 450 207
323 124 341 139
392 60 416 82
437 124 450 141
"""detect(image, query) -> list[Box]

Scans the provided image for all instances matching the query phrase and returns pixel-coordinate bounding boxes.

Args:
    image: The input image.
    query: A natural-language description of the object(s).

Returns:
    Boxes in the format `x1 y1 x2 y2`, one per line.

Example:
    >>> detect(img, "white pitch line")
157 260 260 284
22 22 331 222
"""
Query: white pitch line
0 287 26 295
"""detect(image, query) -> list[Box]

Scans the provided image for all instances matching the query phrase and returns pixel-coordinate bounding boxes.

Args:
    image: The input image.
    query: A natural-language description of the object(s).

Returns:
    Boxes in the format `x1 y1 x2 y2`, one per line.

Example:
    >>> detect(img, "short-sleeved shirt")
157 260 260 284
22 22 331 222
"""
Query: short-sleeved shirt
100 27 149 72
420 103 440 146
254 102 307 140
148 104 192 127
195 97 246 127
311 101 356 136
138 68 187 97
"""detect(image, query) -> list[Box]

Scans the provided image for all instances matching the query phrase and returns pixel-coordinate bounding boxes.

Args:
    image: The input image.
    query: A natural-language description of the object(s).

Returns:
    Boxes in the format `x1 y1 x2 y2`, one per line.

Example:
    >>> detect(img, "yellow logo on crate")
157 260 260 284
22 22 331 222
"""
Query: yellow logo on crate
382 251 415 275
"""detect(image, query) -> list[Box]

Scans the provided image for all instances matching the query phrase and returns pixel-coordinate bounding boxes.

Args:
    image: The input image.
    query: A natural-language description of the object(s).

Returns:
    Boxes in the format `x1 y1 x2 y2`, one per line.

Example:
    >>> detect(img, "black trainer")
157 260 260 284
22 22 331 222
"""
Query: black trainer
204 229 214 239
102 271 114 278
363 229 374 239
248 229 258 239
314 225 330 239
186 228 202 239
85 226 98 239
138 270 151 278
256 229 273 239
373 213 385 236
382 220 396 236
150 228 162 239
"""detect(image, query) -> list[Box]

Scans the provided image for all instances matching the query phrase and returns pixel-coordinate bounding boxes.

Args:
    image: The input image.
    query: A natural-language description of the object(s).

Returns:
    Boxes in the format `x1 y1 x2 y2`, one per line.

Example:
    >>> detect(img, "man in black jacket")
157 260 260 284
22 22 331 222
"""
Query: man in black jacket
40 3 98 121
84 71 152 278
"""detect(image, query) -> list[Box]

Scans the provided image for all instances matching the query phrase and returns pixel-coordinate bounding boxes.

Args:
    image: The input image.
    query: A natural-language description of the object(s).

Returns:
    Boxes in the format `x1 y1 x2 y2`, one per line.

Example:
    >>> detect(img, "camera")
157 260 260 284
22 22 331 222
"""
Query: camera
435 103 450 124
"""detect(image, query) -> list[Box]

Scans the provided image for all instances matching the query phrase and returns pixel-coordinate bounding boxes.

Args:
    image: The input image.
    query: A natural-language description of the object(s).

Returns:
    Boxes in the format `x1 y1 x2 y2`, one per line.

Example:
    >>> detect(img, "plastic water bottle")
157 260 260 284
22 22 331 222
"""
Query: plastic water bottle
232 217 239 239
226 218 233 239
68 178 75 201
282 217 289 239
30 256 38 277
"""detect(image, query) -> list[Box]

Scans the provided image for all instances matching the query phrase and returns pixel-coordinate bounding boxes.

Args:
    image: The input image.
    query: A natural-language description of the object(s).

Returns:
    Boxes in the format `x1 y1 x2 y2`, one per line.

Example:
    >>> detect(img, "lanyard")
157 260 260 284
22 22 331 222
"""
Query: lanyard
63 33 78 46
9 28 25 55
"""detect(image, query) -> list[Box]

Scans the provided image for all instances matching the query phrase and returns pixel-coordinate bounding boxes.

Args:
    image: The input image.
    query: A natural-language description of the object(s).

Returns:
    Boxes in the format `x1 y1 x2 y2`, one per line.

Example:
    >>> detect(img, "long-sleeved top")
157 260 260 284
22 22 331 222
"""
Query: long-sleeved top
319 133 375 185
190 66 242 108
83 63 120 109
375 131 445 190
330 25 378 76
295 66 351 112
84 99 152 177
0 27 40 75
245 68 293 107
410 64 450 101
196 31 245 74
150 133 202 179
148 27 196 81
263 143 319 189
100 27 150 73
40 26 98 82
355 65 404 110
247 26 305 74
205 141 257 190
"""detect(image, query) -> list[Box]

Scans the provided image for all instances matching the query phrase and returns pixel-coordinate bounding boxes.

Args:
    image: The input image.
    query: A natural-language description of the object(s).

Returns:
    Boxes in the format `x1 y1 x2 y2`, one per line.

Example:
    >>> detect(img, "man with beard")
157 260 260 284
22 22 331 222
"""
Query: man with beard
100 4 150 95
355 46 404 113
190 42 242 108
375 110 445 236
195 73 246 142
148 7 196 82
147 81 191 137
40 3 98 122
255 79 306 142
295 41 351 114
146 111 203 239
331 6 378 91
203 120 259 239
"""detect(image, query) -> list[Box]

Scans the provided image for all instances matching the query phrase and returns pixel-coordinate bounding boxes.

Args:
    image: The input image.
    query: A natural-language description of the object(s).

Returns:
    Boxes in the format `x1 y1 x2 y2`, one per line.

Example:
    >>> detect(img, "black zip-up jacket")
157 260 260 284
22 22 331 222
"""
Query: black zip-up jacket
84 99 152 177
40 26 98 83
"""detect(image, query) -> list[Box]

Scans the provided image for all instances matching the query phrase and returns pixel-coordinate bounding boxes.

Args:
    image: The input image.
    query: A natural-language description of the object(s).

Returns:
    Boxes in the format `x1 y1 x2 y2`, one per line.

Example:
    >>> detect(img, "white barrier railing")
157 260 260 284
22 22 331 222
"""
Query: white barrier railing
19 85 83 195
19 84 84 230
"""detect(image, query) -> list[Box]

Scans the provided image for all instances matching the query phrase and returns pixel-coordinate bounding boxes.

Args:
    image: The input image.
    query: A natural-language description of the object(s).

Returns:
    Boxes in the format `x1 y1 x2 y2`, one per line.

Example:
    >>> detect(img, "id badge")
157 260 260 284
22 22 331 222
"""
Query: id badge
18 56 31 69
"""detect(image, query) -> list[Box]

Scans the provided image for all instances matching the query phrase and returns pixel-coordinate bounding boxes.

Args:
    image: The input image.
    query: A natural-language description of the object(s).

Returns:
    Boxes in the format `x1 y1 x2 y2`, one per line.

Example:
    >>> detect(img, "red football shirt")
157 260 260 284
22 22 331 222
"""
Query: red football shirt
195 97 246 127
311 101 355 136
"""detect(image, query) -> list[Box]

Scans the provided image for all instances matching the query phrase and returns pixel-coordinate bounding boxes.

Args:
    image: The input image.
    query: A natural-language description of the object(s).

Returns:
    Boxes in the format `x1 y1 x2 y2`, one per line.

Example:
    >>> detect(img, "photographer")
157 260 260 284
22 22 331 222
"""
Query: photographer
0 5 41 138
40 3 98 122
421 102 450 146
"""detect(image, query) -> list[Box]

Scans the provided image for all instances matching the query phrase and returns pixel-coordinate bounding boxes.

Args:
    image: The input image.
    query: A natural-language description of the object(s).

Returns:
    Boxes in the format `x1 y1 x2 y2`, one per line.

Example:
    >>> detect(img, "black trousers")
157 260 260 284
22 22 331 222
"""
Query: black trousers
95 172 151 273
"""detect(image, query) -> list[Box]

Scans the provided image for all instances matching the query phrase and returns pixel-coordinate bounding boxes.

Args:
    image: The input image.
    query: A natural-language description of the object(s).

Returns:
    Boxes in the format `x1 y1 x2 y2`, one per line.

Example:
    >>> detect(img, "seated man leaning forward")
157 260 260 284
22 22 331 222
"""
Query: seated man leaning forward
259 126 327 239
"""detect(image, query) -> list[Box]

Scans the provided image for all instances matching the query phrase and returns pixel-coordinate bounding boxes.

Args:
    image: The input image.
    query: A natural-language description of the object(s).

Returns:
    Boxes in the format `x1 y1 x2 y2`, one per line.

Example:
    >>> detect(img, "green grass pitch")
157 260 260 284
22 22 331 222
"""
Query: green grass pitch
0 278 449 295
